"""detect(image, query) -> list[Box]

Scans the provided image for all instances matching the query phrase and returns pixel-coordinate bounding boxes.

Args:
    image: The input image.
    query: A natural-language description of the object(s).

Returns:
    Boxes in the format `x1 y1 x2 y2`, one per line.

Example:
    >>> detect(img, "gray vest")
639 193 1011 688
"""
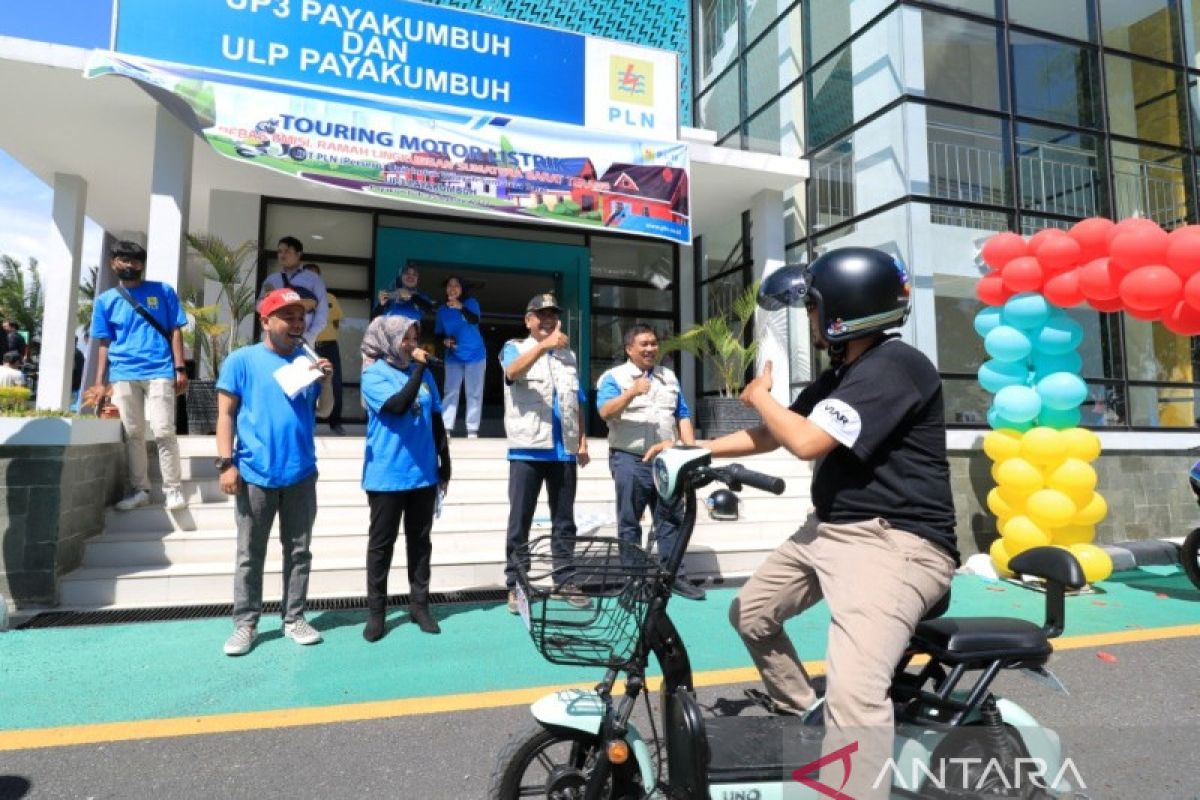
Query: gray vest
502 337 581 452
600 361 682 455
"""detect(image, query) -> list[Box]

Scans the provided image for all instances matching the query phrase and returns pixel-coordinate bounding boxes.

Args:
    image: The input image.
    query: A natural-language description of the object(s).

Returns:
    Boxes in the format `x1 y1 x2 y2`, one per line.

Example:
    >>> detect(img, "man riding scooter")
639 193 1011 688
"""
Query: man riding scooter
647 247 959 799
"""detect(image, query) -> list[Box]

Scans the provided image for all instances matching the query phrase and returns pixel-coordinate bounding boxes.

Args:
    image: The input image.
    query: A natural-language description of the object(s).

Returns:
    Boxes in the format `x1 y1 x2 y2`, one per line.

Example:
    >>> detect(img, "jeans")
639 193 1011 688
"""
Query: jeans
442 359 485 435
314 341 343 425
609 449 687 576
232 473 318 626
504 460 577 588
111 378 181 493
366 486 437 609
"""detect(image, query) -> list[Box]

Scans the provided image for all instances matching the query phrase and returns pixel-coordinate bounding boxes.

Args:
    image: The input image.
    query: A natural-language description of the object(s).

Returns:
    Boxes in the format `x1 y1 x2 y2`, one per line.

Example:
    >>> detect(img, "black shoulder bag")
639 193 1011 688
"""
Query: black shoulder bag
115 285 172 344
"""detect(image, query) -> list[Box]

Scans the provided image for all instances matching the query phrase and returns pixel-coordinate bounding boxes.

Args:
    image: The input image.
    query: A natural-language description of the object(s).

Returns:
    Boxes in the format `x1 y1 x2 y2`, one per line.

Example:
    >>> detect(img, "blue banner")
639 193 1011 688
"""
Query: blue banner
113 0 586 124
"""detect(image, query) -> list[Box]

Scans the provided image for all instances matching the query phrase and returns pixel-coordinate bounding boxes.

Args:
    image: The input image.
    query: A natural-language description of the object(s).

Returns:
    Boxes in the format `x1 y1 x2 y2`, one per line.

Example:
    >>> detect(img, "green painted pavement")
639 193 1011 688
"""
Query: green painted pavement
0 569 1196 731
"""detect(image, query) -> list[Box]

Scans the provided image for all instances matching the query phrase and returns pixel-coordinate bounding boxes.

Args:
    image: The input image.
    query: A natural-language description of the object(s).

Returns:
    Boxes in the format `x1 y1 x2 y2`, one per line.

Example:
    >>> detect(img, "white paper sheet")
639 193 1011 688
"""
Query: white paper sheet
273 359 321 399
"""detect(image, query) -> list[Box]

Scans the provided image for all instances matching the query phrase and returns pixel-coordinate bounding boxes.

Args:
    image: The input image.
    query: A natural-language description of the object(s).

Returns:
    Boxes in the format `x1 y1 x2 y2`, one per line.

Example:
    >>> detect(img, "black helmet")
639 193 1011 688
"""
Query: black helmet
758 247 911 343
705 489 739 521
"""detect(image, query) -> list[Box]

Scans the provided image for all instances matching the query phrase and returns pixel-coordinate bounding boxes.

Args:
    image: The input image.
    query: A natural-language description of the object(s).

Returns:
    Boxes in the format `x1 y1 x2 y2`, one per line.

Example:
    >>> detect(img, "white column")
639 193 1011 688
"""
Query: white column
81 232 120 390
677 243 696 404
205 189 262 377
145 105 194 288
750 188 795 405
38 173 87 411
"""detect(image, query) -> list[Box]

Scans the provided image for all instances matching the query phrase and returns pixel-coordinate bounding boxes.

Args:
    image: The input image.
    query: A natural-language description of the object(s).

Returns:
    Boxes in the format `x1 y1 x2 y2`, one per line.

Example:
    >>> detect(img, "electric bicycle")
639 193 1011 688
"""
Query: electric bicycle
491 446 1086 799
1181 462 1200 590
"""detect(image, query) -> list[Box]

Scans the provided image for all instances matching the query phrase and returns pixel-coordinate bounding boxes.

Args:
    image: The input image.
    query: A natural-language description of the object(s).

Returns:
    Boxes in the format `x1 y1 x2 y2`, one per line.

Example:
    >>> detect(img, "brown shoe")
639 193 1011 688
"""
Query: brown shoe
507 590 519 614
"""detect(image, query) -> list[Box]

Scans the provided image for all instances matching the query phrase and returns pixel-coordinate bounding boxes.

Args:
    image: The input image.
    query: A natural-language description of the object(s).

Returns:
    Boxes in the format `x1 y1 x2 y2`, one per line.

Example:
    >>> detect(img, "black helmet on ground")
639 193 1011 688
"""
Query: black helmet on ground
757 247 912 344
705 489 739 521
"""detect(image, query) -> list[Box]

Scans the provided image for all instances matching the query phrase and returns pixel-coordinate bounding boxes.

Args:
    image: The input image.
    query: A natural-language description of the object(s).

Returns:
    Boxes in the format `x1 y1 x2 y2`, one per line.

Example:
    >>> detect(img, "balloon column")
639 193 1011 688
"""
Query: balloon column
974 217 1200 584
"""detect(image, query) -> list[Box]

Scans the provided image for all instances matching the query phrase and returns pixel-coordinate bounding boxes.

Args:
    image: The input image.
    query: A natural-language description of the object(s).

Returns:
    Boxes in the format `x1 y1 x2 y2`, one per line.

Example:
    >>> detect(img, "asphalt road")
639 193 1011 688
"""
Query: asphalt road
1 635 1197 799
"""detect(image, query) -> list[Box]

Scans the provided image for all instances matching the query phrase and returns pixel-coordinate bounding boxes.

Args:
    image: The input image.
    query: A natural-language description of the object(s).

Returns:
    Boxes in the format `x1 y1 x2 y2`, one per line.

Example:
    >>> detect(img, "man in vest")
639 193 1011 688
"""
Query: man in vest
596 324 704 600
260 236 328 344
500 293 590 614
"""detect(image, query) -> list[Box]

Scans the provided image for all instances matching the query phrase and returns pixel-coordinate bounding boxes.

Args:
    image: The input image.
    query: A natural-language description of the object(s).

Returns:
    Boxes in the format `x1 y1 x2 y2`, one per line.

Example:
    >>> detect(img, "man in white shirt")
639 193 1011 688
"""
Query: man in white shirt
259 236 328 343
0 351 24 387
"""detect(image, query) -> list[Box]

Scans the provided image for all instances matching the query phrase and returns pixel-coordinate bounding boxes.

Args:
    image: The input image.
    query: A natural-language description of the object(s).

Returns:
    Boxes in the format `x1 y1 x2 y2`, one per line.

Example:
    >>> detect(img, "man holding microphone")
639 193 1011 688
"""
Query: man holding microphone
596 324 703 599
215 288 334 656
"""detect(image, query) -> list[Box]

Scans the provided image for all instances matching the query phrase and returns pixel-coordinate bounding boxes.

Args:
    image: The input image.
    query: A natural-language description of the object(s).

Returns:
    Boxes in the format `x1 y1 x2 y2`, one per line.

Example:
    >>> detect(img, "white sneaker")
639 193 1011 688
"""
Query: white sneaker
283 618 323 646
223 625 257 656
115 490 151 511
467 432 479 439
163 487 188 511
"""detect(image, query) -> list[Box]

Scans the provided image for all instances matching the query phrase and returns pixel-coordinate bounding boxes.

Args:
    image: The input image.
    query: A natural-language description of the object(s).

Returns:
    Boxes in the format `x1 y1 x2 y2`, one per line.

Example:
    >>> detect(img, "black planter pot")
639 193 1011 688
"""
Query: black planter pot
186 379 219 435
696 396 761 439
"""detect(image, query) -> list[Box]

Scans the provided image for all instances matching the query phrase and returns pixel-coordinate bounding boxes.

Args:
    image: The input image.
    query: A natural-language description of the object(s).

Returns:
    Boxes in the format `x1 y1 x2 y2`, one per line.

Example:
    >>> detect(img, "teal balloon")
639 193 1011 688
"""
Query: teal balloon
1002 292 1052 330
1035 315 1084 355
984 325 1033 362
1038 406 1082 429
988 406 1034 432
974 307 1003 338
993 384 1042 423
1032 350 1083 378
978 359 1031 394
1036 372 1089 411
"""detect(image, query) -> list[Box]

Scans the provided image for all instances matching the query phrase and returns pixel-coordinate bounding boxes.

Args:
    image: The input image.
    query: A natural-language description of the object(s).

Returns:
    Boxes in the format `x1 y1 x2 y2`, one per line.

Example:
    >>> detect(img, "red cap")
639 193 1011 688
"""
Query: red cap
258 288 315 318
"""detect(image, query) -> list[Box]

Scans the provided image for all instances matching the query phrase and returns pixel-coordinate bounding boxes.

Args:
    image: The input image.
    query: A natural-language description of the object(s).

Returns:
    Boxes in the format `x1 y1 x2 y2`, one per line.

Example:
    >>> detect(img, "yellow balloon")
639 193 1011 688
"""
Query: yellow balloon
1068 542 1113 584
1061 427 1101 462
1050 523 1095 546
1047 458 1097 506
989 538 1014 577
983 429 1023 463
995 458 1044 497
1072 492 1109 526
1002 515 1052 554
1025 489 1077 529
997 486 1027 512
987 487 1014 518
1020 427 1066 465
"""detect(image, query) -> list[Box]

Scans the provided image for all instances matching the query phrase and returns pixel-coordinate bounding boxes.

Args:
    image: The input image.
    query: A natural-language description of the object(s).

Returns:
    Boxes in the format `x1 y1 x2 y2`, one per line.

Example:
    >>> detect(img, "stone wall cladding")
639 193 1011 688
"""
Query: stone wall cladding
950 449 1198 558
0 442 125 606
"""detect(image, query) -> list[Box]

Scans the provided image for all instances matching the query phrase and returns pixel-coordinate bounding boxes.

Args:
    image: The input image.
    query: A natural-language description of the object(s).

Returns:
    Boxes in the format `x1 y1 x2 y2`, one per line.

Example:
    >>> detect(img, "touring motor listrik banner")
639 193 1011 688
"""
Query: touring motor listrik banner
85 52 691 244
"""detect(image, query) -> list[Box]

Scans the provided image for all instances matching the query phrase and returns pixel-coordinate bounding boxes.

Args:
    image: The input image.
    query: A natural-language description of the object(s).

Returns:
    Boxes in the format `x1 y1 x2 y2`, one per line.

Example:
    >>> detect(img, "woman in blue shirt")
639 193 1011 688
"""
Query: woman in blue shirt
359 316 451 641
371 264 437 321
434 276 487 438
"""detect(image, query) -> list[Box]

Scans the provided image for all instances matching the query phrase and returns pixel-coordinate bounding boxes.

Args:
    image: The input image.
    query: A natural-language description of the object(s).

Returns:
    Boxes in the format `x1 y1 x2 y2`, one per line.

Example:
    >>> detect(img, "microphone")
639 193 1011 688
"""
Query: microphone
294 336 332 376
421 354 443 367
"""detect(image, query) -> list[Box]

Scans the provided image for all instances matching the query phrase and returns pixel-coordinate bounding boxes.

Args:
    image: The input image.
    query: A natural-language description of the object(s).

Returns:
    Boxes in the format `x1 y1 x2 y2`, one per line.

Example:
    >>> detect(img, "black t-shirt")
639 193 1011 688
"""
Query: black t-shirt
791 336 959 562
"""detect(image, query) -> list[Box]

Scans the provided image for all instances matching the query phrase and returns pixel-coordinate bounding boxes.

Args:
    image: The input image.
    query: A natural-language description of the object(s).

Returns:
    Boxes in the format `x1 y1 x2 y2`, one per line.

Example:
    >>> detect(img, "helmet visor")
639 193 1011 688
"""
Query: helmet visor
757 264 811 311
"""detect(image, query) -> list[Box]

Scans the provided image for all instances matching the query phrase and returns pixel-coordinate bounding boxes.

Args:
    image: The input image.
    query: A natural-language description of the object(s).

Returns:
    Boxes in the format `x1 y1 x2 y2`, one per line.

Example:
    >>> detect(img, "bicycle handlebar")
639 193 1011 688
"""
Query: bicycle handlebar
720 464 786 496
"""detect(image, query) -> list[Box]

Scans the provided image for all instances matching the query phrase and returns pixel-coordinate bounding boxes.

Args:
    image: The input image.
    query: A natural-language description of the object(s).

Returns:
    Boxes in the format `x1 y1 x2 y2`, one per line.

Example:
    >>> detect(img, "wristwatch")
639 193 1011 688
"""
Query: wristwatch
175 366 187 373
214 457 235 472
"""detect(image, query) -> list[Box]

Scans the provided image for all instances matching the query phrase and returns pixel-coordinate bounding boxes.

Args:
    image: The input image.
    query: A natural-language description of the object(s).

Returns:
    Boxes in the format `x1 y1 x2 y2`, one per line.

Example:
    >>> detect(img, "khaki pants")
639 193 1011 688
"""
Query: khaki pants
112 378 181 493
730 515 955 799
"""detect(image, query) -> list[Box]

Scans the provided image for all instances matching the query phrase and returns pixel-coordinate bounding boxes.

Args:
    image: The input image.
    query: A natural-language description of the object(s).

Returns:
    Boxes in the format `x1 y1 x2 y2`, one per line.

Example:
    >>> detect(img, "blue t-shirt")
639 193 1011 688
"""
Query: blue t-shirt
361 360 442 492
500 342 587 463
382 290 436 321
595 370 691 418
91 282 186 381
216 343 320 489
434 298 486 364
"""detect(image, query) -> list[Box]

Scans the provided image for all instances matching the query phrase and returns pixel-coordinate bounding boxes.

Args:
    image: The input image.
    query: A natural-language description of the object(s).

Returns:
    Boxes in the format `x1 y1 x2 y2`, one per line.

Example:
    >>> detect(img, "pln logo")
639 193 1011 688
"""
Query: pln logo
608 55 657 129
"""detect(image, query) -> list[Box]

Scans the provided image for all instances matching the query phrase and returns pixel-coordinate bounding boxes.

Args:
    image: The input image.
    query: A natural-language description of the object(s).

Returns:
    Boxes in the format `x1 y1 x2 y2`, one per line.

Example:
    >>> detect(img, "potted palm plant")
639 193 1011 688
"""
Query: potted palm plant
661 280 762 438
184 234 256 434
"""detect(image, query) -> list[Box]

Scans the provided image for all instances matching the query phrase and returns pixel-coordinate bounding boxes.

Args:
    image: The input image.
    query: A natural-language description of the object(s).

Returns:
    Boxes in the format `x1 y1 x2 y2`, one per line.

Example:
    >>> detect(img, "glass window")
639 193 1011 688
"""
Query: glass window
1008 0 1094 41
591 284 673 313
924 0 999 16
695 66 741 139
590 237 674 283
1185 0 1200 69
1111 142 1188 227
1016 123 1108 218
811 105 909 230
784 184 807 244
1124 318 1199 383
263 205 373 258
926 108 1010 207
921 12 1005 111
1105 55 1187 146
747 0 795 44
1010 32 1102 128
811 136 855 232
1128 384 1200 427
746 7 802 114
698 270 748 393
807 47 854 148
696 0 739 90
1100 0 1179 63
699 216 746 280
747 82 804 156
805 0 852 67
1018 213 1073 236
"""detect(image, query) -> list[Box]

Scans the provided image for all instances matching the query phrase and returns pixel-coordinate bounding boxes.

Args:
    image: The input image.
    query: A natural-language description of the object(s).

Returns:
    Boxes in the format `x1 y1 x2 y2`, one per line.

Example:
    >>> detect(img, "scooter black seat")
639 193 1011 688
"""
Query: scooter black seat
911 616 1051 665
704 714 822 783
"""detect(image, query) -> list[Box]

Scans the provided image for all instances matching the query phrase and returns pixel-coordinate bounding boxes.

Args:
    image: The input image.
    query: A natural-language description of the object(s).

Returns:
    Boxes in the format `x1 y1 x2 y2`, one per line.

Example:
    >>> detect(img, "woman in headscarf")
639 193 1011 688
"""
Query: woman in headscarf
359 316 451 641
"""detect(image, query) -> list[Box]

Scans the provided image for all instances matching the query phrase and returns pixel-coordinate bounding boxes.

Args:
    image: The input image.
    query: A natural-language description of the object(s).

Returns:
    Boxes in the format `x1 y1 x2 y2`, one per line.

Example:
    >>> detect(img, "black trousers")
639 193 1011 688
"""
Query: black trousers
315 340 343 425
504 459 577 589
366 486 437 610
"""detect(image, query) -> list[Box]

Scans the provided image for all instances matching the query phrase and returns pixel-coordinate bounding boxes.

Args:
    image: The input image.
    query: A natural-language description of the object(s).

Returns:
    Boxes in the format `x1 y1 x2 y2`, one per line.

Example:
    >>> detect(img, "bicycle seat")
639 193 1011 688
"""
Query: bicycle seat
910 616 1051 665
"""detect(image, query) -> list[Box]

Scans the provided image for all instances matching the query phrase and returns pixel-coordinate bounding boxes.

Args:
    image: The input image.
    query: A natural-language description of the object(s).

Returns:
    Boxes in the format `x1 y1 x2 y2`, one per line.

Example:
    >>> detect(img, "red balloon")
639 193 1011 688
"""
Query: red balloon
1166 225 1200 280
976 273 1011 306
1125 304 1163 322
1035 236 1082 274
1043 270 1085 308
981 232 1028 270
1183 271 1200 310
1069 217 1116 262
1118 265 1182 311
1165 300 1200 335
1078 257 1120 301
1088 296 1125 313
1109 227 1169 277
1106 216 1163 246
1001 255 1044 293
